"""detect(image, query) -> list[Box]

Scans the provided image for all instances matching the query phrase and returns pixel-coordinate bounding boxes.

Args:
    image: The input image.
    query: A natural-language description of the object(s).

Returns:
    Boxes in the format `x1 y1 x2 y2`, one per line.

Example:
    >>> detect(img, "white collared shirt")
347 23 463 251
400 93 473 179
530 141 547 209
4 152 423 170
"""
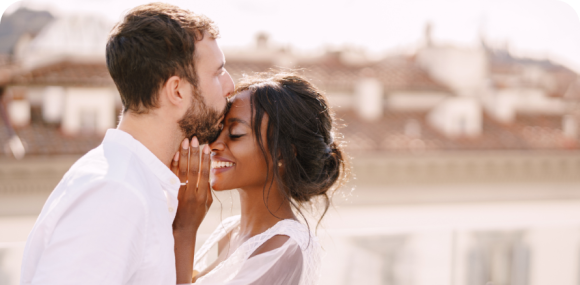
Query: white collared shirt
20 129 181 285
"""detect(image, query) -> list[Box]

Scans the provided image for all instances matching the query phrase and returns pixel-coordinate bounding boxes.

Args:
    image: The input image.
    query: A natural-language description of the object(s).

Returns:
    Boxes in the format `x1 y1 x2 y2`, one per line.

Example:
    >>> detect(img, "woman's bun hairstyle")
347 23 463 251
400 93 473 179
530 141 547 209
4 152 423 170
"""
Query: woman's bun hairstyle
234 72 350 228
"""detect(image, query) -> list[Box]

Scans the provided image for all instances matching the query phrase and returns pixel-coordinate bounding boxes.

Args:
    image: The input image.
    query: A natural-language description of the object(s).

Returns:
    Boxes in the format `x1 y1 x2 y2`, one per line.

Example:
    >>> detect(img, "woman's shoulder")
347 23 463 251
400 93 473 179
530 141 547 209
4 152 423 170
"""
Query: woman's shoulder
268 220 323 284
269 219 320 253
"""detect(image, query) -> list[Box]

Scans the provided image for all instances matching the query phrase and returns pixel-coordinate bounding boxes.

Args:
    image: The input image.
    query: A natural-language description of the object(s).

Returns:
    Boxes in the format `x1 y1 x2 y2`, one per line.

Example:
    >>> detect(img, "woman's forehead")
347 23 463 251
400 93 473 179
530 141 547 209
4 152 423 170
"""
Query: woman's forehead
226 90 252 119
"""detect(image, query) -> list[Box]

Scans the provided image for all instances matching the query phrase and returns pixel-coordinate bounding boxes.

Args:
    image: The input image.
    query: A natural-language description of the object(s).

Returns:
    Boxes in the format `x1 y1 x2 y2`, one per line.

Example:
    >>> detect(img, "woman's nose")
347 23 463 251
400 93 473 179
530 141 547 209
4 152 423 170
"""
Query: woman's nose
210 139 226 152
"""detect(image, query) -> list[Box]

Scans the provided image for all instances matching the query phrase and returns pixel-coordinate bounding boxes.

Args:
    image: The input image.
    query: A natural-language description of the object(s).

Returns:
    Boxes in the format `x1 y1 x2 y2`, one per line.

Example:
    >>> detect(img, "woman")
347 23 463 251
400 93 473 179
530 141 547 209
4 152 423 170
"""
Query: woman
173 73 349 284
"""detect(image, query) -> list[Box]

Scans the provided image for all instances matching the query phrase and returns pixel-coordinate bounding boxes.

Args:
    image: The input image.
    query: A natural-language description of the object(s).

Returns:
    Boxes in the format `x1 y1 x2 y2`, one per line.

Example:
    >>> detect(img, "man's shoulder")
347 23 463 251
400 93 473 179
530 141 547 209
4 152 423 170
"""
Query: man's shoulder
67 141 146 184
53 143 151 206
35 147 150 237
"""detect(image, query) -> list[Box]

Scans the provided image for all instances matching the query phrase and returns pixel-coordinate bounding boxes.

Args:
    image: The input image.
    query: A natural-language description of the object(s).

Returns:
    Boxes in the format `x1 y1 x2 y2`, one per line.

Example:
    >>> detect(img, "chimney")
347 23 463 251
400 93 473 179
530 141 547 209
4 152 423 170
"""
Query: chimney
355 68 383 121
256 32 269 50
424 22 433 47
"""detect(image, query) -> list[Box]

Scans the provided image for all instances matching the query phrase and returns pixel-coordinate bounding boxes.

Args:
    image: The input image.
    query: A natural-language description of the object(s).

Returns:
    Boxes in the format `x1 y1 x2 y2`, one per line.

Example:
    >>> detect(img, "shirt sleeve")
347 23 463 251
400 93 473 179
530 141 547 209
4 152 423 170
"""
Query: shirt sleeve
30 180 148 285
225 239 303 285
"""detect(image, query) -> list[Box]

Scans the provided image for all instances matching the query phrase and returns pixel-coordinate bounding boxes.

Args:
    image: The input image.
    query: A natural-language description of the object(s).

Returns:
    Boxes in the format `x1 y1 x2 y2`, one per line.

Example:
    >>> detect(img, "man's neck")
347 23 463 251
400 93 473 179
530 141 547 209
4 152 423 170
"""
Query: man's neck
117 111 183 167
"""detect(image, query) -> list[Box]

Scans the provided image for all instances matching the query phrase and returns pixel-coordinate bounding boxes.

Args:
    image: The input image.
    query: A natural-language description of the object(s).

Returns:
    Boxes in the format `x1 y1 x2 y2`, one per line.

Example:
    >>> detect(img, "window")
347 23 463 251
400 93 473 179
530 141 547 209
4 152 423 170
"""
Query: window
345 235 412 285
468 231 529 285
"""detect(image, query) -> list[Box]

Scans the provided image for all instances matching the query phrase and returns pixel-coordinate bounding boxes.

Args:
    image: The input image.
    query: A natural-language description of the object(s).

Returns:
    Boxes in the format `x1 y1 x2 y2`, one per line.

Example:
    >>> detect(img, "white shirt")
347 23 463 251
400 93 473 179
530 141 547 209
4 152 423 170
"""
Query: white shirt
20 129 181 285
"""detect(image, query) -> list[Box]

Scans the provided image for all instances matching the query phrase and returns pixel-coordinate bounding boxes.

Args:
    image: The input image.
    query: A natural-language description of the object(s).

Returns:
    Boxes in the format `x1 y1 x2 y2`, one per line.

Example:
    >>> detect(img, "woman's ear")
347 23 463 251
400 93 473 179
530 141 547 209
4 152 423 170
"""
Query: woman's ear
276 152 283 167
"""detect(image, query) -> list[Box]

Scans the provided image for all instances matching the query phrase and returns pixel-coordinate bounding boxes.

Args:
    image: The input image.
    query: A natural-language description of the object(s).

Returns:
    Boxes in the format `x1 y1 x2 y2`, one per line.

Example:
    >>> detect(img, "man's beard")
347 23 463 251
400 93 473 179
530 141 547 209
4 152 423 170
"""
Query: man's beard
178 90 228 144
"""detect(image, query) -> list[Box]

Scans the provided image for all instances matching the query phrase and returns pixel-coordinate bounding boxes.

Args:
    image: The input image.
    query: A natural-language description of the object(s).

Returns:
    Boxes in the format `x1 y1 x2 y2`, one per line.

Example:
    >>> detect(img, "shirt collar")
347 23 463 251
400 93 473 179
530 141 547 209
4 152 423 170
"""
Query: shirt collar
103 129 180 198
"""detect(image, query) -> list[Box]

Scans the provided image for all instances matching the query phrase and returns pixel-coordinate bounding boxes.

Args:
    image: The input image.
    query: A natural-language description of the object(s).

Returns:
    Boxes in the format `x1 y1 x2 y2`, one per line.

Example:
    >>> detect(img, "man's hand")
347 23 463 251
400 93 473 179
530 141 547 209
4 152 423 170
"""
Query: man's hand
170 137 213 284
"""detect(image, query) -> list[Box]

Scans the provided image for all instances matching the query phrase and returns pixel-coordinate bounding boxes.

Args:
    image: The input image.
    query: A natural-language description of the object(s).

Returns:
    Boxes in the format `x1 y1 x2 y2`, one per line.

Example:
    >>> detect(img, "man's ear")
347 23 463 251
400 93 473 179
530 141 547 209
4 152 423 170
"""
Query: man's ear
162 76 185 107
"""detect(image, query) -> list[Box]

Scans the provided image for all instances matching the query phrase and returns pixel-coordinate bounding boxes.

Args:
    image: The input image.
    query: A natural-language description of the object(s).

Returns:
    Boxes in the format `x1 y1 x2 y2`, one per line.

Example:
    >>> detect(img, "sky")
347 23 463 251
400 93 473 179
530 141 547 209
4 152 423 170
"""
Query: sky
1 0 580 71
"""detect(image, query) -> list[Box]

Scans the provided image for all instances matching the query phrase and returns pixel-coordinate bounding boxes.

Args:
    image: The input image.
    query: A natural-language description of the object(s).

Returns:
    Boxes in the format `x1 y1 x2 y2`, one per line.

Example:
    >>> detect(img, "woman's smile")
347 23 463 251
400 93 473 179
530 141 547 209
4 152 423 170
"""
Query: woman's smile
210 157 235 174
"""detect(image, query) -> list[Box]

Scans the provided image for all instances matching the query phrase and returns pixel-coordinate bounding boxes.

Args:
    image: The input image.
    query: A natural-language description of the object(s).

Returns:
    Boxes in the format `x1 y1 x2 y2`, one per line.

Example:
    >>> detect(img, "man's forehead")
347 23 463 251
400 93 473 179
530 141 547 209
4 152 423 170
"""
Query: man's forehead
195 37 223 63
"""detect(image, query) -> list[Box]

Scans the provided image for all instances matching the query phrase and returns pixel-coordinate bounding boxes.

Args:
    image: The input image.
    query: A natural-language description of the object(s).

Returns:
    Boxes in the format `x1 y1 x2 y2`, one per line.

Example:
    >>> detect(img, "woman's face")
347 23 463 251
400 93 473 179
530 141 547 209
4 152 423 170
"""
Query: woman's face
209 90 271 191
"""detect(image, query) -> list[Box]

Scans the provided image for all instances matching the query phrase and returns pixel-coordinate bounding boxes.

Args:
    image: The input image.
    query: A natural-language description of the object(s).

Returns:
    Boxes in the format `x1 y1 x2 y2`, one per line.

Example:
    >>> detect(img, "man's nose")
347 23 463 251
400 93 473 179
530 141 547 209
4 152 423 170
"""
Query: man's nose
223 71 235 98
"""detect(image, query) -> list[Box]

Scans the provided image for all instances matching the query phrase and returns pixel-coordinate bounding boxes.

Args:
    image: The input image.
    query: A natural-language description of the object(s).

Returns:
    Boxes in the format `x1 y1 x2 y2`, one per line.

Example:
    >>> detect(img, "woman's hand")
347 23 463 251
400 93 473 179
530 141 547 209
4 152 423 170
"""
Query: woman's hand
171 136 213 284
171 137 213 235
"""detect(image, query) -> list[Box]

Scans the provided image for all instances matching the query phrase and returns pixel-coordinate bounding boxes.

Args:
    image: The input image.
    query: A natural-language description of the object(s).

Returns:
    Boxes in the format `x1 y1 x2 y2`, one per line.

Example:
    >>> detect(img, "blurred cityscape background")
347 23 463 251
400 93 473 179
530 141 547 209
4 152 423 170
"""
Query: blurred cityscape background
1 0 580 285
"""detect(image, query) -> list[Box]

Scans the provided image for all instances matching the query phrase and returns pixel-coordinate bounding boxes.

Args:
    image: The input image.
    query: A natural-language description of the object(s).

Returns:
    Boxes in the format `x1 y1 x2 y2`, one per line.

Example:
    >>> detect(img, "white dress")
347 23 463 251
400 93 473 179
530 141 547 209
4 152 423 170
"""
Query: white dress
194 215 322 285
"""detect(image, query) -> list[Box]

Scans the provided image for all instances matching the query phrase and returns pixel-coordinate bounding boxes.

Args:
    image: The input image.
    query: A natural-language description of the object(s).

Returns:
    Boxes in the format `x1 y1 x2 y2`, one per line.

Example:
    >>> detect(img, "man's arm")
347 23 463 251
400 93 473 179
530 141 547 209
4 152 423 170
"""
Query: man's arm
30 180 147 285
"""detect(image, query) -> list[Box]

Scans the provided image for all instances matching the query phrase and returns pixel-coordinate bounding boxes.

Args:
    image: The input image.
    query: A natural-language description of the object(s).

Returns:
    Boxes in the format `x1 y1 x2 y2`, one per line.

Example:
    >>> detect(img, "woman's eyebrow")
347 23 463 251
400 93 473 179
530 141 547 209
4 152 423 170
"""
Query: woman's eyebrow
227 117 250 126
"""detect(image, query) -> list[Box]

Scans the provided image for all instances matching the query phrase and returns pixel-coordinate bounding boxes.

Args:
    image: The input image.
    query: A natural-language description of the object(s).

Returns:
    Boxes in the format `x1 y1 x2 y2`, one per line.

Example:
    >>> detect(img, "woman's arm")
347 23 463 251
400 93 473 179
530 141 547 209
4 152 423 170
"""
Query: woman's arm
171 137 213 284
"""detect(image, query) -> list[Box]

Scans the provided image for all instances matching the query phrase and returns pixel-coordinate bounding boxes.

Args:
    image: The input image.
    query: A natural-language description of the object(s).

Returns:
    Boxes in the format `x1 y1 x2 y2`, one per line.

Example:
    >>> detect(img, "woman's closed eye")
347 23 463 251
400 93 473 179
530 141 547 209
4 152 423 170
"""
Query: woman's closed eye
229 133 245 139
227 118 250 140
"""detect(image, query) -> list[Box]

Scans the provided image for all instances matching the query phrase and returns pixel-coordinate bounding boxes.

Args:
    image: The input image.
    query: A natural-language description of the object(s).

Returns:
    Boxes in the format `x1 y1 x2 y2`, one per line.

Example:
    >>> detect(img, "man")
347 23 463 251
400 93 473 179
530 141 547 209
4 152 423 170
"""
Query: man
20 3 234 284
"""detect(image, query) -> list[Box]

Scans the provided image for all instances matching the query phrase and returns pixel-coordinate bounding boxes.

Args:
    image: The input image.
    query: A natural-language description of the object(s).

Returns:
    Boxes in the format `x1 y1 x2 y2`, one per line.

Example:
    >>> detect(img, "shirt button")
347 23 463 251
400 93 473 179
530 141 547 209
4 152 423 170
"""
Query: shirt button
170 178 177 185
168 207 174 213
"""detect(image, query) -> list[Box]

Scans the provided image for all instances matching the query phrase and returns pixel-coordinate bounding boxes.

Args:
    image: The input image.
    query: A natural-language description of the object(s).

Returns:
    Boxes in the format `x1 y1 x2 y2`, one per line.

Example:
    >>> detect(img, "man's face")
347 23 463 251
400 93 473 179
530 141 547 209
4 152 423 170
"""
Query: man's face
178 36 234 144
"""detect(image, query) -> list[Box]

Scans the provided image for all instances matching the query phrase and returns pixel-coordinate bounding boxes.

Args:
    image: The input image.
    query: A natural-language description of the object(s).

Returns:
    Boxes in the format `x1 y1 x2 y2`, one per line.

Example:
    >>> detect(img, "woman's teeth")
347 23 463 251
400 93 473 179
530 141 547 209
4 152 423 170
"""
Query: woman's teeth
211 161 235 169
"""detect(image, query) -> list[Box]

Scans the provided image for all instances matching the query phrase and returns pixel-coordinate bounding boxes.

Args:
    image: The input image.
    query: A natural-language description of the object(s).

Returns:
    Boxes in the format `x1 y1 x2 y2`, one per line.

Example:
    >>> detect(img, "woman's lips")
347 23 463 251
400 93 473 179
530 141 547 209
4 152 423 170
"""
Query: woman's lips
211 158 235 174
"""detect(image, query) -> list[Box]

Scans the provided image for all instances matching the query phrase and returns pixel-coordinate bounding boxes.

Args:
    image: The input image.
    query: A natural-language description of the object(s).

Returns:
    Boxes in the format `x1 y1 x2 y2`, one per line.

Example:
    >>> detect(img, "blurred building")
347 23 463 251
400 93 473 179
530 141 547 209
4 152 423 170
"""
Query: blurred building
223 31 580 285
1 9 580 285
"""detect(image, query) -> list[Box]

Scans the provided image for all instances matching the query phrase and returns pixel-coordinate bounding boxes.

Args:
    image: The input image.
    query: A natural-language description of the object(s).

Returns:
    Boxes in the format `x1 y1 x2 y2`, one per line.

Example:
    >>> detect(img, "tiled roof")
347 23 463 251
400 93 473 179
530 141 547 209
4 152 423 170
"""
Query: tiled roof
338 110 579 153
0 65 17 86
0 107 103 157
10 61 114 87
1 105 577 158
371 58 450 92
488 48 579 98
6 55 449 93
0 55 578 157
225 56 450 93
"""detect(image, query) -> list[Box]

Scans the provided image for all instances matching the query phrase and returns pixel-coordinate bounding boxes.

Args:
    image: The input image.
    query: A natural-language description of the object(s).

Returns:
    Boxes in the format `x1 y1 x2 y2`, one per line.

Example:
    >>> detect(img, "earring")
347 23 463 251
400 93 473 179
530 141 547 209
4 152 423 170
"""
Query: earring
278 161 282 167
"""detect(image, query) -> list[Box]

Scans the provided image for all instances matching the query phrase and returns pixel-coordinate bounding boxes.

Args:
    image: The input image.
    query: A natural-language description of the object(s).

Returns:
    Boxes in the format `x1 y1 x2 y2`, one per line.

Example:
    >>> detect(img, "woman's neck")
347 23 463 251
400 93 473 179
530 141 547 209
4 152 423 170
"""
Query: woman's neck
236 184 296 239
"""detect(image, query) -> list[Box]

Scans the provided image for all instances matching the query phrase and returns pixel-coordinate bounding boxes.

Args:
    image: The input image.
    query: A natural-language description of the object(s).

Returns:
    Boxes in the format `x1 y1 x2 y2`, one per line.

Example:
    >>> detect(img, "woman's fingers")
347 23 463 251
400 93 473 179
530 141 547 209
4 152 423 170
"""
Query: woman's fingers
176 138 189 203
188 137 200 190
173 137 211 233
198 145 212 206
179 138 189 182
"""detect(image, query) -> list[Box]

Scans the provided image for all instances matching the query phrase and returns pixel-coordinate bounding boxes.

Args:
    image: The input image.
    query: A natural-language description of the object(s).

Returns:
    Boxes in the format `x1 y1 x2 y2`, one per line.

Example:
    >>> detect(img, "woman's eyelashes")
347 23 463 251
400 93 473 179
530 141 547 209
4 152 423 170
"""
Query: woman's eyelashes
229 133 245 140
227 123 247 140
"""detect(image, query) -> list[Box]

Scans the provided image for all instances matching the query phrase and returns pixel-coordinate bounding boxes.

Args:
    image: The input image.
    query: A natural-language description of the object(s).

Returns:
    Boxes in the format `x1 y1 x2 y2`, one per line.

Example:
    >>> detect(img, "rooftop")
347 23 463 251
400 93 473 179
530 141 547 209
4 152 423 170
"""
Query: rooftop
0 48 579 158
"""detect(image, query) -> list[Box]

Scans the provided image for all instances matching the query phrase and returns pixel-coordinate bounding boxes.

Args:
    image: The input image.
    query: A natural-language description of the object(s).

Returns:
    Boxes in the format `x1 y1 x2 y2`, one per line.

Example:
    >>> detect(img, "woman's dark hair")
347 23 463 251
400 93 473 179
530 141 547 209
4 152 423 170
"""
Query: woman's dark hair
235 72 350 230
